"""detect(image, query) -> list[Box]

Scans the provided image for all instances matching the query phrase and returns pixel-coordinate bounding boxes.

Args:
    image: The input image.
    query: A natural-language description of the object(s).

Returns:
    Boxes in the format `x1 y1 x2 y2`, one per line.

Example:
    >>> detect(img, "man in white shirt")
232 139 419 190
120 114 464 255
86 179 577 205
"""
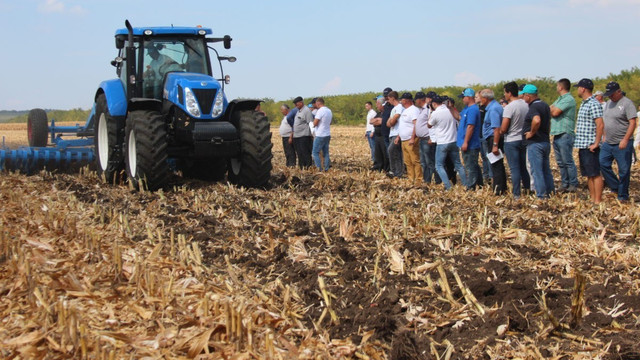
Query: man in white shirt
428 95 467 190
386 91 404 178
398 93 422 184
312 97 332 171
365 101 377 163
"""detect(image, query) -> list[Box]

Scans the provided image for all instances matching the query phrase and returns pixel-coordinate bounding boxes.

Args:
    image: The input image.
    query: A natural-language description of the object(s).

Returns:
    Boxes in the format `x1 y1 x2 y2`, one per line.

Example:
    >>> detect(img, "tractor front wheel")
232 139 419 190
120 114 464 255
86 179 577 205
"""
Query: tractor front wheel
124 110 169 191
228 110 273 187
95 94 125 184
27 108 48 147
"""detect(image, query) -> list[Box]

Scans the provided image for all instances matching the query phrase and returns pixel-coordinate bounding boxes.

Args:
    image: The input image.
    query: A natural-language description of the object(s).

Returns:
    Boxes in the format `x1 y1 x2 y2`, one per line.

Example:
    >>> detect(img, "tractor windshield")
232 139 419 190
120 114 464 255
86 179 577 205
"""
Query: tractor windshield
142 37 209 98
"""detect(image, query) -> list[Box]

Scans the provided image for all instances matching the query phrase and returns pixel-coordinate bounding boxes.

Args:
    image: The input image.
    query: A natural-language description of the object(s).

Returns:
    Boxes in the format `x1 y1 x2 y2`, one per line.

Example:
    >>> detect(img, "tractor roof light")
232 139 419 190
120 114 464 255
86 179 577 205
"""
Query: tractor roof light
198 29 206 35
144 29 153 35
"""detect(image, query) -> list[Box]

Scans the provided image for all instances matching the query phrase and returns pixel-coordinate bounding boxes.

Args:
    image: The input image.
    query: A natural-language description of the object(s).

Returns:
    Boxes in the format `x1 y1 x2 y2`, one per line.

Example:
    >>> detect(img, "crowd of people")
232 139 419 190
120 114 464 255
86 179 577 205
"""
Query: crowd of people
278 96 333 172
277 79 638 204
364 80 637 203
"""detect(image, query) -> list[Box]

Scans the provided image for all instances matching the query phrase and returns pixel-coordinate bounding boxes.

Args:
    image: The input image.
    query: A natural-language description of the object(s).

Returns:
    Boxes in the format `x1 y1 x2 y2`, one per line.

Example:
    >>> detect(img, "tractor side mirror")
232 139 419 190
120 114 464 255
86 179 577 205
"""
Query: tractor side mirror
110 57 123 67
115 37 125 49
223 35 232 49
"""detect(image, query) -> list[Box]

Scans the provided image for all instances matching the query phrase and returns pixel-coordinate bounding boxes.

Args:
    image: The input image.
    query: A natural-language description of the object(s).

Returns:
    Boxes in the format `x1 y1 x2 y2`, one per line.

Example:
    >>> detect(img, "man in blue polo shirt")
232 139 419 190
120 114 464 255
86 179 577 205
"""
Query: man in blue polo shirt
479 89 507 195
457 88 483 190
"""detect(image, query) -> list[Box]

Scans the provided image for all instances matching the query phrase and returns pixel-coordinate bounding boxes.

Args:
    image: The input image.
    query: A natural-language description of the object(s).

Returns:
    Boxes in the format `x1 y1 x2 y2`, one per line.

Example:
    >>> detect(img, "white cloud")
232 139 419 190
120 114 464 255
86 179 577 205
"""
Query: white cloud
68 5 87 15
454 72 482 87
320 76 342 94
38 0 64 13
37 0 87 15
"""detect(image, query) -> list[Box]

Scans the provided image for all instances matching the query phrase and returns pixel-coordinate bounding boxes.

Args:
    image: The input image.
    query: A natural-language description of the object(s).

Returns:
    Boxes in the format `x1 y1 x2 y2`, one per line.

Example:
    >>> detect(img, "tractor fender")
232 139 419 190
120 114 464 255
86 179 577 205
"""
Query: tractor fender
96 79 127 117
224 99 263 126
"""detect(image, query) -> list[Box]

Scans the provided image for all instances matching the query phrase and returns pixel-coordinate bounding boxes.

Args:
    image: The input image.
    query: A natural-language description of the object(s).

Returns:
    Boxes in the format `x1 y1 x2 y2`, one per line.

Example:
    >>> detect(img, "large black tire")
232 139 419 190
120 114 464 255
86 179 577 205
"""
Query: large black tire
27 108 48 147
124 110 169 191
180 158 227 181
95 94 125 184
228 110 273 187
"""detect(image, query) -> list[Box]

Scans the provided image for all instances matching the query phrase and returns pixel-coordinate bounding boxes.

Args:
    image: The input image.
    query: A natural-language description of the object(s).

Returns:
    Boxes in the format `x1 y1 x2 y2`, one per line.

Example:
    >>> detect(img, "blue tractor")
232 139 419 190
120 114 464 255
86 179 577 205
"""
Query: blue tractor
92 20 273 190
1 20 272 189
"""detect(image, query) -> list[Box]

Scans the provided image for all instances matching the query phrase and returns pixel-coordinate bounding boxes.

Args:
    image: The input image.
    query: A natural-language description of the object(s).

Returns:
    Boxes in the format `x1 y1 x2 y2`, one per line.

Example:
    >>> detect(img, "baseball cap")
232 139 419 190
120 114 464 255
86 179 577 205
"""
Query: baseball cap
603 81 620 97
594 90 603 96
432 95 444 104
293 96 303 104
573 78 594 90
383 87 393 96
400 92 413 100
414 91 426 100
457 88 475 99
521 84 538 95
425 91 437 99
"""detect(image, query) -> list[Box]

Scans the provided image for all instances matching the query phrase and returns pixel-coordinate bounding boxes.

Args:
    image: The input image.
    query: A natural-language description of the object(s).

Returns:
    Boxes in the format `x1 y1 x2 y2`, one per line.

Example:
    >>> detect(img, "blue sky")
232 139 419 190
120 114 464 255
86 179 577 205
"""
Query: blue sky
1 0 639 110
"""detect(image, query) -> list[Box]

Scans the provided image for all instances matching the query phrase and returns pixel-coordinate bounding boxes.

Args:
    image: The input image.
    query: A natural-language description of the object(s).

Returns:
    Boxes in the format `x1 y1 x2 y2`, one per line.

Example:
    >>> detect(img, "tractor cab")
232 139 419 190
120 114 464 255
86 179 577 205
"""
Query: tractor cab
113 26 222 102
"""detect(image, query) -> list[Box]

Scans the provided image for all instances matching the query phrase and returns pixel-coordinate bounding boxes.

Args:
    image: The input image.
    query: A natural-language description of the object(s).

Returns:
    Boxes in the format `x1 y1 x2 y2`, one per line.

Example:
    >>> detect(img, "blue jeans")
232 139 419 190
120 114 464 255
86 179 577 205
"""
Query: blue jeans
599 141 633 200
312 136 331 171
461 148 482 190
552 133 578 189
481 139 493 180
527 142 555 198
504 140 530 197
365 131 375 162
419 137 437 183
435 142 467 190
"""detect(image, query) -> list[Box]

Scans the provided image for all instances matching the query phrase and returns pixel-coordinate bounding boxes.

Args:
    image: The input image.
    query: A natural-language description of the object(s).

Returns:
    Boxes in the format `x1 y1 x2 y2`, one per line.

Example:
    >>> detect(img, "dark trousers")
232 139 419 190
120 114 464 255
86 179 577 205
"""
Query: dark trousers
282 137 297 167
486 136 507 195
372 135 390 171
293 136 313 169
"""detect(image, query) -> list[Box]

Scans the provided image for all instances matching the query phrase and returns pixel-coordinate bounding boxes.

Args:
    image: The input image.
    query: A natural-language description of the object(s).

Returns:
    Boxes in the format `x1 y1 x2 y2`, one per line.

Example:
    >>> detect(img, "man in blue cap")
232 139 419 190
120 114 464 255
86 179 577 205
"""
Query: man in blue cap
457 88 483 190
522 84 555 199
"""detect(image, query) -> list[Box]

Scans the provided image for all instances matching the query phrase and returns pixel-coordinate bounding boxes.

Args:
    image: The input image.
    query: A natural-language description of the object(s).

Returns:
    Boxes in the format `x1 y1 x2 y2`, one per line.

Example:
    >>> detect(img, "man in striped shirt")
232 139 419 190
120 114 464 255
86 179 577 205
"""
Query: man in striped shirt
573 78 604 204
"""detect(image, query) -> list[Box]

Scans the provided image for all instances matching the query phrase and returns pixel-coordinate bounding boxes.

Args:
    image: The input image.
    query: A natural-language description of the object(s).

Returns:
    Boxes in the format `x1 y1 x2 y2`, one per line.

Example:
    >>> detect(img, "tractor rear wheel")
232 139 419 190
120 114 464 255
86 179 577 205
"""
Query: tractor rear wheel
180 158 227 181
124 110 169 191
228 110 273 187
95 94 125 184
27 108 48 147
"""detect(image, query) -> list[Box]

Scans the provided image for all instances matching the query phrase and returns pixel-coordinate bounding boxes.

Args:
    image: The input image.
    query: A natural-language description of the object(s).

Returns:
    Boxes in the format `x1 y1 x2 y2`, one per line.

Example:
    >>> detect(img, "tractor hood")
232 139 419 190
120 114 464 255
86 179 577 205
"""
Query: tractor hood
164 73 227 120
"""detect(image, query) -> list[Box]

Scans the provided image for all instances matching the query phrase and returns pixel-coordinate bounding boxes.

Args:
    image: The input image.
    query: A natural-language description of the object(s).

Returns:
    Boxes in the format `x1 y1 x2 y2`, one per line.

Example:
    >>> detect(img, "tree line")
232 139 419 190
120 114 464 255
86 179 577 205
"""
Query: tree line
261 67 640 126
3 67 638 125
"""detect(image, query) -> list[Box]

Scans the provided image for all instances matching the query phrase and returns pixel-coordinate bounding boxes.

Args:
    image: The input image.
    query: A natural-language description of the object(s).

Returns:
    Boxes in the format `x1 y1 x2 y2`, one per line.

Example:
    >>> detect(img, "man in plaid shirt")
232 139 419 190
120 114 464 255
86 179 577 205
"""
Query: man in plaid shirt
573 78 604 204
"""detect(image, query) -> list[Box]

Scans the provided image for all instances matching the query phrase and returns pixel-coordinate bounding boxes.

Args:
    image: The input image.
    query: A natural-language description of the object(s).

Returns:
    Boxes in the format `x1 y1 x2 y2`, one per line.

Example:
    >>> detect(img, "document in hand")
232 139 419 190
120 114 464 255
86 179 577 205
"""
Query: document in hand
486 149 504 164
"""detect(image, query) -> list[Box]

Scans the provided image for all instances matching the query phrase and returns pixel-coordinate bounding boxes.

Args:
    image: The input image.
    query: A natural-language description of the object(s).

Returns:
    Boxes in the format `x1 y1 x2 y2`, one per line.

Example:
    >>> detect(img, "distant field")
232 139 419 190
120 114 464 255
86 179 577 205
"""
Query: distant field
0 111 29 123
0 122 77 148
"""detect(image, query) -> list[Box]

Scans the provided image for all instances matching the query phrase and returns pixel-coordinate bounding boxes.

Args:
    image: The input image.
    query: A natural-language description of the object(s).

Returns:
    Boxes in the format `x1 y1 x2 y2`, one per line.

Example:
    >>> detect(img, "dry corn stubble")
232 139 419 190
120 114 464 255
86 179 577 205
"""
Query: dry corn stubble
0 126 639 359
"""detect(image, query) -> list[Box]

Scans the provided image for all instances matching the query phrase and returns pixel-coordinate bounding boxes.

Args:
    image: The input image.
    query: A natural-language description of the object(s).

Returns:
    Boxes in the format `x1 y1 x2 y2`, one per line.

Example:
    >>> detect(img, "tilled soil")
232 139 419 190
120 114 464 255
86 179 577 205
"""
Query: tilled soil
1 127 640 359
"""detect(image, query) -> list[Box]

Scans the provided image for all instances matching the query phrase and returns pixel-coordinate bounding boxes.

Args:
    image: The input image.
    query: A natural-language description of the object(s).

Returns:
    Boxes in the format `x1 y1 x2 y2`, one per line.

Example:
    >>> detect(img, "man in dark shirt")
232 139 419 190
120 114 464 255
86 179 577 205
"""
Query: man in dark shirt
522 84 555 199
370 96 390 171
381 87 393 151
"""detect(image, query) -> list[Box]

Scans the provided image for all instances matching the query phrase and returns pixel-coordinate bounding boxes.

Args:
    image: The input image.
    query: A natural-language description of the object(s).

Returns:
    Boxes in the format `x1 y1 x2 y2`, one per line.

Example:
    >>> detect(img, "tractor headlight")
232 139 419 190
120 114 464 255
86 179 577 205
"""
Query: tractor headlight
212 90 224 117
184 87 201 117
